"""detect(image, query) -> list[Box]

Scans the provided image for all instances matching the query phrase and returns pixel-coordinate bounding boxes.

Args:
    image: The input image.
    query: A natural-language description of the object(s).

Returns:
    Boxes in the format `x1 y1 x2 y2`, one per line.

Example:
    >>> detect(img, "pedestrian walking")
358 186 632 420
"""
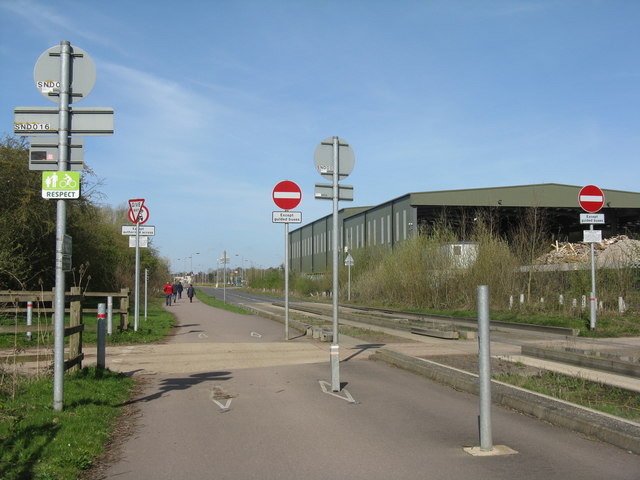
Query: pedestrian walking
186 284 195 303
177 282 184 299
163 282 173 306
172 281 179 303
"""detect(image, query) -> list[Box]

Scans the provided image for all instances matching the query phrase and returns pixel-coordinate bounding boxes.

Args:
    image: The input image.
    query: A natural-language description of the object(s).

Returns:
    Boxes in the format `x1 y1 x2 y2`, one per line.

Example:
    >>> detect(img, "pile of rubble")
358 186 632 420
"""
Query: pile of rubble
535 235 640 267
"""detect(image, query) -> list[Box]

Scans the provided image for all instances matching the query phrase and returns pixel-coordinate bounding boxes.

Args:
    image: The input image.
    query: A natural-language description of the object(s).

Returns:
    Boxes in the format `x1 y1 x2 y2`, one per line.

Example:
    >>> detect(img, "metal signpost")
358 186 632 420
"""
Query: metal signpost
13 41 113 411
220 251 230 303
579 185 605 331
128 199 148 332
272 180 302 340
314 137 355 392
345 253 354 302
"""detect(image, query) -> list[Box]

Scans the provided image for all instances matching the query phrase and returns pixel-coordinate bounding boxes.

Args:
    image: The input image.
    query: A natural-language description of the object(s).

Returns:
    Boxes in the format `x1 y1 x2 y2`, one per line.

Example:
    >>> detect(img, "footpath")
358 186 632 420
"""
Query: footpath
92 297 639 479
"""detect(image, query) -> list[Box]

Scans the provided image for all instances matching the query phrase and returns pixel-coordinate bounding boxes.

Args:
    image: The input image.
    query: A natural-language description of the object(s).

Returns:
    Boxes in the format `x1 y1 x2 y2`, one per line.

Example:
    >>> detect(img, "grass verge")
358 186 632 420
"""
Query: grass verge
195 288 254 315
0 298 176 349
0 367 135 480
494 370 640 421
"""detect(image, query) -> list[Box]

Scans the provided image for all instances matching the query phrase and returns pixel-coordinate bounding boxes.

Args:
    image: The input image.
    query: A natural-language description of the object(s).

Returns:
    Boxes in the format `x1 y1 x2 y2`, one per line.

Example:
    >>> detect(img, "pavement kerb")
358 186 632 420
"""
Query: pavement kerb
369 348 640 455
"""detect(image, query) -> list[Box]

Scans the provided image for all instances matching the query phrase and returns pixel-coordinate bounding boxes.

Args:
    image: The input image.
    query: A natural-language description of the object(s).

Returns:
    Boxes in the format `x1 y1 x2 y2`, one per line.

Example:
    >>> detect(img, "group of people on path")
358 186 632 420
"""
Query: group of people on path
163 281 195 306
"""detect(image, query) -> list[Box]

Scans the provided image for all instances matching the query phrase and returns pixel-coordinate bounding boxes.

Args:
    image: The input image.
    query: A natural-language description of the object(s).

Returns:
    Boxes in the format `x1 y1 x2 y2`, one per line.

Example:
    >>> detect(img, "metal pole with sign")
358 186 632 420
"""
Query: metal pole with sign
16 41 112 411
314 137 355 392
578 185 605 331
272 181 303 341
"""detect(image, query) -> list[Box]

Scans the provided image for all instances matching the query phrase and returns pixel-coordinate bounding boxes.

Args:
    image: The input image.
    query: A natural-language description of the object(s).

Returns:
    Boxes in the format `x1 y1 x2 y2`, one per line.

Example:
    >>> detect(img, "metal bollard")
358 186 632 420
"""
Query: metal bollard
97 303 106 370
477 285 493 452
107 296 113 336
26 301 33 341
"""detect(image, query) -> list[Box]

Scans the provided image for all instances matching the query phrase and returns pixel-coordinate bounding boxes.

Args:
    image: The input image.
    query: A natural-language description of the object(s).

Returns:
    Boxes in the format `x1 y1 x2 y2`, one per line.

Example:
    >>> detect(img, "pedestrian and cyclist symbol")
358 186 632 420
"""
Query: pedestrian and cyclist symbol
42 171 80 199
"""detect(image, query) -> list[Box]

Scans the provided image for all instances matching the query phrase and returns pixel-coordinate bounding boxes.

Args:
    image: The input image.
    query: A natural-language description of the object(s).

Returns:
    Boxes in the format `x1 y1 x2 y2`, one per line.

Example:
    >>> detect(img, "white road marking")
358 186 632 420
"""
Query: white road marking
212 398 232 410
251 331 262 338
198 333 209 338
319 381 356 403
210 386 234 411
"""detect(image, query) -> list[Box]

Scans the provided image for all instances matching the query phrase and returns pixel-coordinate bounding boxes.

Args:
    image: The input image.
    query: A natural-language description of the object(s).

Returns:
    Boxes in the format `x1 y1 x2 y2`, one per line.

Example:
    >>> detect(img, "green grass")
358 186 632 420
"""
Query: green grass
195 288 255 315
0 367 135 480
494 370 640 420
0 298 175 349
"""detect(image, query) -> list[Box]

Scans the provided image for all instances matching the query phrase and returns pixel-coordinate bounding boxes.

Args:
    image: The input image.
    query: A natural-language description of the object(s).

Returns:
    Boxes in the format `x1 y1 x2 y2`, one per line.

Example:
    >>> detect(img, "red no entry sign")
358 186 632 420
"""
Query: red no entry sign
273 180 302 210
578 185 605 213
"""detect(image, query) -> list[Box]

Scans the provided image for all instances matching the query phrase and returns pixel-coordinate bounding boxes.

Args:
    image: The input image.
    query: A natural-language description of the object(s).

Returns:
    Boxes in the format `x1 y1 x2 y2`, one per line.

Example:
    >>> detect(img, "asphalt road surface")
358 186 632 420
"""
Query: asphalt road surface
96 294 640 480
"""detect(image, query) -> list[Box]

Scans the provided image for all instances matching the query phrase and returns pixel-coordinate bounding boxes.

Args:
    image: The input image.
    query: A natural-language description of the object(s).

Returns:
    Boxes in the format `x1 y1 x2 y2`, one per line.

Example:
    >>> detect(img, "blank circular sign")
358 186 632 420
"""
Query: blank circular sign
34 44 96 104
313 137 355 181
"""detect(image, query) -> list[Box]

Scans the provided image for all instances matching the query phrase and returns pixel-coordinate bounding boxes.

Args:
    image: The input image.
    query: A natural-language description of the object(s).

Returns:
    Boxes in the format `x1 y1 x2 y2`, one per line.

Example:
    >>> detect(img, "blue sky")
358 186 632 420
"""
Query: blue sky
1 0 639 273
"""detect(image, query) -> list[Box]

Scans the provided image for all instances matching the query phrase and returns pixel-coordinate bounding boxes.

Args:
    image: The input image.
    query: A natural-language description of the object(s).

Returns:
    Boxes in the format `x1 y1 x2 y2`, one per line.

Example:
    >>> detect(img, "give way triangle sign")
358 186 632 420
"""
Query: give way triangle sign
128 198 145 223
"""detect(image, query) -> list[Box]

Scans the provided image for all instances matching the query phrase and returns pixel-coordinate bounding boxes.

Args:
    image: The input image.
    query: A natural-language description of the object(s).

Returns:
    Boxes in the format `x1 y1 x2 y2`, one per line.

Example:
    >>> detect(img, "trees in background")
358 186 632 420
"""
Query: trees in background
0 136 169 292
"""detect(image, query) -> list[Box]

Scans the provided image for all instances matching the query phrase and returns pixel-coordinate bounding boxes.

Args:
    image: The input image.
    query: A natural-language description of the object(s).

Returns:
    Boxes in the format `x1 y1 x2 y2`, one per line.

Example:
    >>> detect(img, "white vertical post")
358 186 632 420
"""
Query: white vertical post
107 296 113 336
97 303 106 369
477 285 493 452
26 301 33 341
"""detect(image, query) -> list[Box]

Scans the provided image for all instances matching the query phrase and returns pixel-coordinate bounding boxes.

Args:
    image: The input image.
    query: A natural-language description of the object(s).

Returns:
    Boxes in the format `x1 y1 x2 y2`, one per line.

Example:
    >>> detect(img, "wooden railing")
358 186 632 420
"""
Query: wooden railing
0 287 130 372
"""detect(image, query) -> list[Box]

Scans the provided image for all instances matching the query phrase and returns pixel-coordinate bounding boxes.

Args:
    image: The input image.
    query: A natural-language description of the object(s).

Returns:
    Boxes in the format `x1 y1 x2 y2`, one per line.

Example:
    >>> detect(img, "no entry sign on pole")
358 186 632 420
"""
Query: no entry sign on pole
272 180 302 210
579 185 605 213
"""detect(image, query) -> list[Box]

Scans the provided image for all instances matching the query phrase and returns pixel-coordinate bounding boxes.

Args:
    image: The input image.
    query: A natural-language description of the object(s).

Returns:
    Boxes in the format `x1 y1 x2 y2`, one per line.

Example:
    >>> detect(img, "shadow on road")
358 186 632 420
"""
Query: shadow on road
120 371 233 406
343 344 386 362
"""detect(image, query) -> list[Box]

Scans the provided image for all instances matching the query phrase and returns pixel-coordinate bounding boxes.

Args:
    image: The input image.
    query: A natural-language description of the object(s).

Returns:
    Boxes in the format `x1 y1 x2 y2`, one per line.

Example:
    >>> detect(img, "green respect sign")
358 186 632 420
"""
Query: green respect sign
42 171 80 199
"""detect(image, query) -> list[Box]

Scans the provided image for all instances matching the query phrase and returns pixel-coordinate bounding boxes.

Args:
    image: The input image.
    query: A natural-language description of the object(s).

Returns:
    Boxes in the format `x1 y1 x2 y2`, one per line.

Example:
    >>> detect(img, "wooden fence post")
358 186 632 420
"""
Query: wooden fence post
120 288 130 330
68 286 83 373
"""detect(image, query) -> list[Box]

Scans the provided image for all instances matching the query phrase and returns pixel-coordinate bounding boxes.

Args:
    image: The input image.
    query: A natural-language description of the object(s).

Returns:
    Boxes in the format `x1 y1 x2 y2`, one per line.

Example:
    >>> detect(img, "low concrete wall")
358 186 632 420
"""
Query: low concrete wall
522 345 640 378
370 348 640 455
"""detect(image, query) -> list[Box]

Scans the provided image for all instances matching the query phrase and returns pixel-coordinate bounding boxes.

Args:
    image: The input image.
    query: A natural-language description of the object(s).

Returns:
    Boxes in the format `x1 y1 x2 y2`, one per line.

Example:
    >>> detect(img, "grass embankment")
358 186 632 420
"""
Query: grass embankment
0 367 134 480
0 297 176 479
494 370 640 420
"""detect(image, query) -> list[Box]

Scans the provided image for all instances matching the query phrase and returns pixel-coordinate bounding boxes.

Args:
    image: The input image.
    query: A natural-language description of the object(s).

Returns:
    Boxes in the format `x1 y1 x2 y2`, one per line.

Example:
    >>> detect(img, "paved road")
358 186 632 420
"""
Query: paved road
97 295 640 479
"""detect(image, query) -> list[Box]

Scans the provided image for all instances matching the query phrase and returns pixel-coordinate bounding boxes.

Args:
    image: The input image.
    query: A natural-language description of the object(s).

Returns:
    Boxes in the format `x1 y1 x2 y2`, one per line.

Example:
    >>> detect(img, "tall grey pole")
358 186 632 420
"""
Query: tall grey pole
477 285 493 451
589 224 597 330
331 136 340 392
223 250 227 303
53 41 71 412
284 222 290 340
134 219 140 331
144 268 148 321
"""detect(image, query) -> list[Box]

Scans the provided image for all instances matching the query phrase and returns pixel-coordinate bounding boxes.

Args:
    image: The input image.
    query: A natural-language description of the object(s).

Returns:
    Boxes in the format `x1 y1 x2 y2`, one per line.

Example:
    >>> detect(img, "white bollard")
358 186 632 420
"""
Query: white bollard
107 296 113 336
26 301 33 341
619 297 627 314
559 294 564 305
509 295 514 310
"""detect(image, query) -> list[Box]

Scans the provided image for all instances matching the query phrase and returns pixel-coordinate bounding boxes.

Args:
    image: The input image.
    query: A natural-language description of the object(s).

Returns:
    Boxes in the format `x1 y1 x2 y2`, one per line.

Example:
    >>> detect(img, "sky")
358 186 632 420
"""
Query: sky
1 0 639 273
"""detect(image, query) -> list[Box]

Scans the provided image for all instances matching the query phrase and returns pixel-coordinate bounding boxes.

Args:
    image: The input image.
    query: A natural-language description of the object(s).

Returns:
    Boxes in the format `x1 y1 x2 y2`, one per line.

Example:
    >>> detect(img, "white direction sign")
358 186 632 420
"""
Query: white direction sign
14 106 115 136
42 171 80 199
121 225 155 236
580 213 605 224
129 236 149 248
272 211 302 223
583 230 603 243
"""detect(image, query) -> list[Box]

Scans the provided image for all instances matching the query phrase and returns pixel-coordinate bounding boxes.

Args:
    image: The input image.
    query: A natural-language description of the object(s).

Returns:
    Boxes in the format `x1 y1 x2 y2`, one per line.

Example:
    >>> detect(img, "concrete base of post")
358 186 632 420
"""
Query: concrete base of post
463 445 518 457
